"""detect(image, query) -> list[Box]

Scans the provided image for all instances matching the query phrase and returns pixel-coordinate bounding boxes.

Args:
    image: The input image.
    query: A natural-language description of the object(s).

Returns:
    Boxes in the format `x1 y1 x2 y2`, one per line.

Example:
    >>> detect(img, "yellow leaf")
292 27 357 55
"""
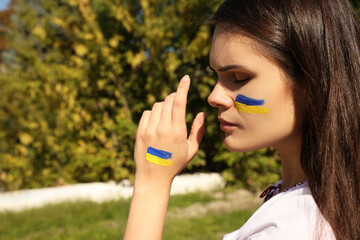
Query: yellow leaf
55 83 62 93
47 136 55 145
33 26 46 40
52 17 65 27
95 31 104 43
104 142 112 149
83 33 94 40
18 132 33 145
16 145 28 155
67 0 78 7
81 110 92 122
28 122 38 129
68 96 75 108
79 0 95 22
71 56 83 66
74 43 88 56
109 37 119 48
80 81 88 88
147 94 156 104
0 172 6 181
72 113 81 123
131 51 146 69
120 112 126 119
165 53 180 74
97 133 107 143
97 80 106 89
102 46 110 57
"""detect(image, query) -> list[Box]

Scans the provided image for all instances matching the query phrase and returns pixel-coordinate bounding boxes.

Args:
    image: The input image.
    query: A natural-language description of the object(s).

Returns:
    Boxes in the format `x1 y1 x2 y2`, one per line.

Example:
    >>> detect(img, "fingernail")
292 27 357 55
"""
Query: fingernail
182 75 190 82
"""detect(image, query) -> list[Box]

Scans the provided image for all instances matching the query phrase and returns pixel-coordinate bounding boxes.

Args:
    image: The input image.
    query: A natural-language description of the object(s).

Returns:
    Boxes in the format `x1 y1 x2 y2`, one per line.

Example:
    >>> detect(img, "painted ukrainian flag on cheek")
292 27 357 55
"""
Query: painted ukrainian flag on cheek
235 95 270 114
146 147 173 166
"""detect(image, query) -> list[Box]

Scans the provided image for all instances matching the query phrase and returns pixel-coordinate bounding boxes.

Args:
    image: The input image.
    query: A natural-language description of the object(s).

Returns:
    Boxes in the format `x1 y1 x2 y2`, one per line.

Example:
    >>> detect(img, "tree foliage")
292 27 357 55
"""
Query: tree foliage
5 0 359 191
0 0 225 190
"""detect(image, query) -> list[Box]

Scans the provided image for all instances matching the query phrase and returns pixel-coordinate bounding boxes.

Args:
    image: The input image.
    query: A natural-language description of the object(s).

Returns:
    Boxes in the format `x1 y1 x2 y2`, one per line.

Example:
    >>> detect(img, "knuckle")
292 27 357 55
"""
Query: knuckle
173 99 184 109
157 127 169 137
137 131 146 142
165 93 176 102
173 129 185 139
137 126 146 137
152 102 163 109
141 110 151 118
164 96 171 103
144 129 156 140
191 149 199 158
136 129 141 138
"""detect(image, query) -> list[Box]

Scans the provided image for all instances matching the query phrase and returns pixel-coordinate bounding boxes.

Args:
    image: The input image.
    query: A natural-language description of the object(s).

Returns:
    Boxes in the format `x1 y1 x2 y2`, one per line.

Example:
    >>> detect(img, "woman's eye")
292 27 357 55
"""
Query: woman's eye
234 77 250 85
232 72 251 85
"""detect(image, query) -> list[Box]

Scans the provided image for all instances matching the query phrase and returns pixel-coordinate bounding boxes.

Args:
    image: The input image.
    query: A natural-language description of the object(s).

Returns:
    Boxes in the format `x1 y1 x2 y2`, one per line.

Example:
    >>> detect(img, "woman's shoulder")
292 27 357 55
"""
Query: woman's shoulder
223 181 335 240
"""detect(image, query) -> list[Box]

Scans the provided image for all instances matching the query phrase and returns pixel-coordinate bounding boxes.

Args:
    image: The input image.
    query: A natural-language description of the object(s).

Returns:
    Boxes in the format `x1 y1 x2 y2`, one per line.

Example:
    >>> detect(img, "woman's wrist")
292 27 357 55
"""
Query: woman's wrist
133 174 173 197
124 175 172 240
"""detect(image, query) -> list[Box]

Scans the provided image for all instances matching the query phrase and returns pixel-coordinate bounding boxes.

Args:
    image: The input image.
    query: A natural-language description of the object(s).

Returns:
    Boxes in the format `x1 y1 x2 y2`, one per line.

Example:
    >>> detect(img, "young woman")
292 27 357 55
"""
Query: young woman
124 0 360 239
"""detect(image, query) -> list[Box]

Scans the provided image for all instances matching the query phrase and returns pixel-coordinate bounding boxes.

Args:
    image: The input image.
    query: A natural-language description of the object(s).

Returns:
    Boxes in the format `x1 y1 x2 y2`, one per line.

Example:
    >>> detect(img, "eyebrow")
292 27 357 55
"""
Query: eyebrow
210 64 246 72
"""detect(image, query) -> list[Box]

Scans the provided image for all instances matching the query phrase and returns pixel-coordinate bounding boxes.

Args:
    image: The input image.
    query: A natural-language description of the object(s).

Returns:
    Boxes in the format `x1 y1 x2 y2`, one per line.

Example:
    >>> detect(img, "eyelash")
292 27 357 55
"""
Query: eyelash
234 76 251 85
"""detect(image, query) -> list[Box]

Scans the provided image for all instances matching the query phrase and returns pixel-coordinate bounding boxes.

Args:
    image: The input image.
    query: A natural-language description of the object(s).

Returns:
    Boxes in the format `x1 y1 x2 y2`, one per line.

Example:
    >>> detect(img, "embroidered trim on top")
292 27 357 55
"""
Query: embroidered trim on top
260 180 307 203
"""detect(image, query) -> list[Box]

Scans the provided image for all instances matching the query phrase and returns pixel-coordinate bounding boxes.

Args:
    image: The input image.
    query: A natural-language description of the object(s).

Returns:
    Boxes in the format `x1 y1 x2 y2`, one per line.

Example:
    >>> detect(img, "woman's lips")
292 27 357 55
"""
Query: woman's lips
219 118 238 131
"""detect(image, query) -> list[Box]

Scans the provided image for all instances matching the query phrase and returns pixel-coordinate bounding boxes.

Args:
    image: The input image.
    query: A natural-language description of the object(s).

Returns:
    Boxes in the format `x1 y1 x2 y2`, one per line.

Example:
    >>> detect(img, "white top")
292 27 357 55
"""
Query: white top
223 181 335 240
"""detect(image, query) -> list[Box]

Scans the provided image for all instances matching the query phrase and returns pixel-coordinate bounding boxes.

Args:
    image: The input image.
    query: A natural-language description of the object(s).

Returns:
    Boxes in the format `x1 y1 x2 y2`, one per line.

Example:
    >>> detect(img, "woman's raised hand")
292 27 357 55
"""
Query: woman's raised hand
124 75 205 240
134 75 206 183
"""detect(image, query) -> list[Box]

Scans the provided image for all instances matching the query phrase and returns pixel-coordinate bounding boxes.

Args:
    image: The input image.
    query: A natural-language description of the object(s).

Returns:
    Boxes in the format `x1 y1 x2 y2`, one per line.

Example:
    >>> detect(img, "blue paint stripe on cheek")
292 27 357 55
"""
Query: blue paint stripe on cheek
147 147 172 159
236 95 265 106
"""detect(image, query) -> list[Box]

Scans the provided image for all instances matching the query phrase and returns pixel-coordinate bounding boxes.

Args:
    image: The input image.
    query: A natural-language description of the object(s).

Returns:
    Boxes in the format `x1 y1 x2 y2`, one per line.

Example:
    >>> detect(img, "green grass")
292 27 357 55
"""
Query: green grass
167 192 215 210
0 199 130 240
0 192 254 240
164 209 253 240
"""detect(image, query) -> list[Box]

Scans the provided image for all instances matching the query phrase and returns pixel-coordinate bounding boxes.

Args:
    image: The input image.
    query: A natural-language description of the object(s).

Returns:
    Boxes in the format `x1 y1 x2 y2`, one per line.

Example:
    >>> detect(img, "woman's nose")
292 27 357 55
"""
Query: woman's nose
207 82 233 109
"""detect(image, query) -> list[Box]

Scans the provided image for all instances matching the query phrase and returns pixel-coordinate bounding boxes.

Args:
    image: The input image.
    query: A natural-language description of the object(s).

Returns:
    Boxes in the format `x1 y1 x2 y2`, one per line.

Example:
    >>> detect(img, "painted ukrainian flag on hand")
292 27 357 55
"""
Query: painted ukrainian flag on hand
235 95 270 114
146 147 173 166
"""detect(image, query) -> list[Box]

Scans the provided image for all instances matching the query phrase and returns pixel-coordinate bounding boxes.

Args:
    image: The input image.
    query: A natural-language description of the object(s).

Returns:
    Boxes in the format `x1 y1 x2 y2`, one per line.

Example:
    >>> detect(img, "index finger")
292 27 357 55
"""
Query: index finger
172 75 190 127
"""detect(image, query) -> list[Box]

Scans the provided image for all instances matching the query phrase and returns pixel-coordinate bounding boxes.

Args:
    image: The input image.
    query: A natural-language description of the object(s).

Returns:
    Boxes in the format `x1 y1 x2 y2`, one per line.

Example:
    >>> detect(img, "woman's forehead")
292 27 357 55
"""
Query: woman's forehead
210 27 264 70
210 25 277 71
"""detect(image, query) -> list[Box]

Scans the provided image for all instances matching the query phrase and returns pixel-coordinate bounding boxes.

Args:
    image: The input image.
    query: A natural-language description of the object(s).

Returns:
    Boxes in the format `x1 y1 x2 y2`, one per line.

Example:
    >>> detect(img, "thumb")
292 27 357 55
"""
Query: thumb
187 112 206 159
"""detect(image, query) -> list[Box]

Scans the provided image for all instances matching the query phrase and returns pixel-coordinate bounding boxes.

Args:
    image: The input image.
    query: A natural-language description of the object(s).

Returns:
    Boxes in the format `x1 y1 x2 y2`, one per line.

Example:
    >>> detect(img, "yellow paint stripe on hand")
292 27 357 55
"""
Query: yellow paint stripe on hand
146 153 173 166
236 102 270 114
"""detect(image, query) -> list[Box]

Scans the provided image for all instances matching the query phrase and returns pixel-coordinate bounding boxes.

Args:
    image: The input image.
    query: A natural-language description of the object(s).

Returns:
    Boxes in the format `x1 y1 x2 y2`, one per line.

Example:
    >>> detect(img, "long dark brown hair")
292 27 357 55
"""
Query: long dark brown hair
211 0 360 239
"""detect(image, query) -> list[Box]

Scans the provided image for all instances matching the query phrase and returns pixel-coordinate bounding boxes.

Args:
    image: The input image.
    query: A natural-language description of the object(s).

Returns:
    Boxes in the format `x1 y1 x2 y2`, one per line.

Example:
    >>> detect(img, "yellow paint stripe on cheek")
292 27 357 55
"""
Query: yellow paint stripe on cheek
146 153 173 166
236 102 270 114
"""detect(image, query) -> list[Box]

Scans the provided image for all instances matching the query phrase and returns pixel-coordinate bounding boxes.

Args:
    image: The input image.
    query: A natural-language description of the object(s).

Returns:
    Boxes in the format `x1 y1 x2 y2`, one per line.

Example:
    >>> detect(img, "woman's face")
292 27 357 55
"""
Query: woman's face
208 26 304 152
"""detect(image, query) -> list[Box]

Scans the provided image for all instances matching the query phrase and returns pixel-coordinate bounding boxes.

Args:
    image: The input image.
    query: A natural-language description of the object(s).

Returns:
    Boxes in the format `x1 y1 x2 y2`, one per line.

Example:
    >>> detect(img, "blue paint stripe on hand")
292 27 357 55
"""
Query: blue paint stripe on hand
147 147 172 159
236 95 265 106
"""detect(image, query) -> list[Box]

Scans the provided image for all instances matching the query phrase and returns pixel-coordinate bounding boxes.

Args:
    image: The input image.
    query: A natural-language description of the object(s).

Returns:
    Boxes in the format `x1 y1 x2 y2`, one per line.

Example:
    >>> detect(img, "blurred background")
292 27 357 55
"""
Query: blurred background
0 0 290 193
0 0 359 239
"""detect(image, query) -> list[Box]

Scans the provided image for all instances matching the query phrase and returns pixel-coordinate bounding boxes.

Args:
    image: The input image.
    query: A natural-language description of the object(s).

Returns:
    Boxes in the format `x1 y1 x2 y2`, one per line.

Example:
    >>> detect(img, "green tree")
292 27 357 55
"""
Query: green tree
0 0 138 189
0 0 222 190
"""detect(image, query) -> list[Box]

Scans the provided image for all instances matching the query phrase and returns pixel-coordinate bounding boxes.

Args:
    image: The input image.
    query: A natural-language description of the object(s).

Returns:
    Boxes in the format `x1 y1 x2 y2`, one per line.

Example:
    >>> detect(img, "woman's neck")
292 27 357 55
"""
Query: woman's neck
274 134 307 190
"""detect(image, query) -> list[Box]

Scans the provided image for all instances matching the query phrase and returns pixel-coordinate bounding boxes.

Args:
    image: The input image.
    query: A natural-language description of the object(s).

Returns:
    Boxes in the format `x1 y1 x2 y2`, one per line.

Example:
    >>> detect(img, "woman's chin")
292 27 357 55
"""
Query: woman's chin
223 135 266 152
